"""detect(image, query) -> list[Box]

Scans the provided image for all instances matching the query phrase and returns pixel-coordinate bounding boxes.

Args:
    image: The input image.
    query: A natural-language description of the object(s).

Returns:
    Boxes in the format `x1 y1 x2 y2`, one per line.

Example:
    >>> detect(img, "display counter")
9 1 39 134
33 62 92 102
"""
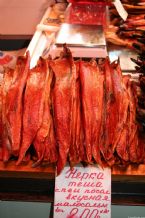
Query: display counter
1 3 145 217
1 161 145 206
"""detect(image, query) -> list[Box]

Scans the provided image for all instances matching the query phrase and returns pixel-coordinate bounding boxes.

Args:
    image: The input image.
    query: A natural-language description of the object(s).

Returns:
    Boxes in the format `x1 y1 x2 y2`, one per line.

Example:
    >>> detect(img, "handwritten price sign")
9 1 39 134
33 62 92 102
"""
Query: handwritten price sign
54 165 111 218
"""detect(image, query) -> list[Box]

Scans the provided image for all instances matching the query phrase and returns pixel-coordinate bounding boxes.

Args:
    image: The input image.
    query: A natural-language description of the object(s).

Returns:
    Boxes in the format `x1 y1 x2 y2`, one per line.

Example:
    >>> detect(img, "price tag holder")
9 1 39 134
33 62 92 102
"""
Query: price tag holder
114 0 128 21
54 165 111 218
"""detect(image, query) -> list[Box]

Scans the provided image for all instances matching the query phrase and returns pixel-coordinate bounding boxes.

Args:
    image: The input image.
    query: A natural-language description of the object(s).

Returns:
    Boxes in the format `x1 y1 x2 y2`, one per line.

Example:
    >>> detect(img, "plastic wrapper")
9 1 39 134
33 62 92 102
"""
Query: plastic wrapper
65 2 109 26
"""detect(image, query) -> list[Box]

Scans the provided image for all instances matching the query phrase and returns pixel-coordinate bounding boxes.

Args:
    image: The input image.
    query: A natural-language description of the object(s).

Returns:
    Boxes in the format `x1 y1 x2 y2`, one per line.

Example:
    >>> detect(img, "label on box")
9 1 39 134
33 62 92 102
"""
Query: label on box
54 165 111 218
114 0 128 21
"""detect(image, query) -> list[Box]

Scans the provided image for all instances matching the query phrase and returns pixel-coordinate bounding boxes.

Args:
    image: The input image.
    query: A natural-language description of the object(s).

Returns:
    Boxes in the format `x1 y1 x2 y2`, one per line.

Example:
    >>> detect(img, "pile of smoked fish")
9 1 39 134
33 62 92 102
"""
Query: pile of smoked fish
131 32 145 147
106 0 145 49
0 45 144 174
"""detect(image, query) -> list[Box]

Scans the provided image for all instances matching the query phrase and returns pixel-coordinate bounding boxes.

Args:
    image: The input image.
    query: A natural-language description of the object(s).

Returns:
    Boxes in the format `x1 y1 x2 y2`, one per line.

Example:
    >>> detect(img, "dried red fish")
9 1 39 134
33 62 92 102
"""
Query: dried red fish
127 80 141 163
69 60 85 166
17 57 47 165
115 76 130 163
50 47 73 174
33 60 57 165
111 62 130 162
0 45 142 170
99 58 117 165
5 52 30 156
1 68 14 161
79 59 104 165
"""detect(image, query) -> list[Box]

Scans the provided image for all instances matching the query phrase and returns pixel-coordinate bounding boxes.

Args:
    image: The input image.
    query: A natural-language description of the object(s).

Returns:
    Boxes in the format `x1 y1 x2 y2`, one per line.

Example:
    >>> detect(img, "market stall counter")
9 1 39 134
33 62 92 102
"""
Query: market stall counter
1 1 145 217
1 161 145 206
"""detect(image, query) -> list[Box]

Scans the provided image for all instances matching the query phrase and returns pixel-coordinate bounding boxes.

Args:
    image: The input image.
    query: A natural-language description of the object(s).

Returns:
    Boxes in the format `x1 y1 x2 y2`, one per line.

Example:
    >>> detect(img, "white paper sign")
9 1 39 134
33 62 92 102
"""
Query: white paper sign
54 165 111 218
114 0 128 21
